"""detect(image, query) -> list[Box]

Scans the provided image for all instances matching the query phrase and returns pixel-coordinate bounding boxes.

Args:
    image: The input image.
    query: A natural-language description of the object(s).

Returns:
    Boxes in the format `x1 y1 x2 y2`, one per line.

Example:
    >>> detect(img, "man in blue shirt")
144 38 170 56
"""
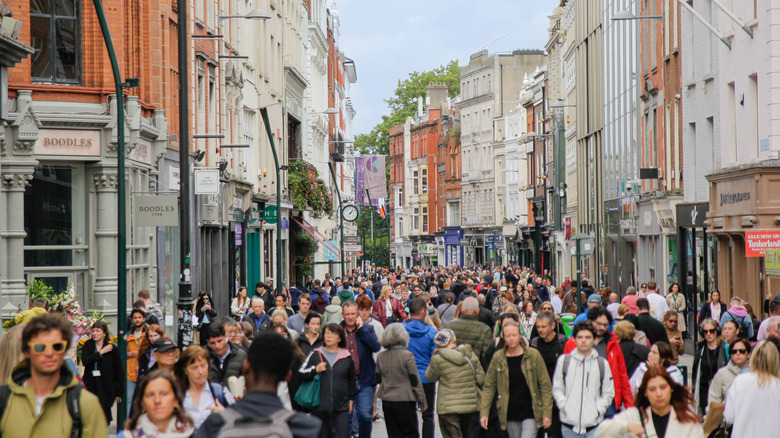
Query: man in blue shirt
242 296 272 336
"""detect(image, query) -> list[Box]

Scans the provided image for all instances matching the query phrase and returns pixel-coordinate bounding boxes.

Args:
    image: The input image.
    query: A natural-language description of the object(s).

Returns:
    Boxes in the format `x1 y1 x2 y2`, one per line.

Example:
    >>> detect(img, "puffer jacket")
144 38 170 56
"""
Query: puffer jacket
480 347 554 430
553 350 615 434
299 347 356 413
445 315 493 368
375 347 427 409
425 344 484 415
208 341 249 387
1 361 107 438
564 332 634 410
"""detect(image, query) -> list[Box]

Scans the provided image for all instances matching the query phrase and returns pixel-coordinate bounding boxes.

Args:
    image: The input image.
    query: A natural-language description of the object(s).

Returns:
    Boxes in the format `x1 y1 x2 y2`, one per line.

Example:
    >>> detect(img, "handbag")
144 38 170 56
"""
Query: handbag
294 351 325 409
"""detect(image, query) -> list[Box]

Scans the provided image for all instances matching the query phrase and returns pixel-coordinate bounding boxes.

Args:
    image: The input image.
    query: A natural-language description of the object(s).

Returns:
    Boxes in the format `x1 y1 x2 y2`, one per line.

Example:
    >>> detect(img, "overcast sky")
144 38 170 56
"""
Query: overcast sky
335 0 557 136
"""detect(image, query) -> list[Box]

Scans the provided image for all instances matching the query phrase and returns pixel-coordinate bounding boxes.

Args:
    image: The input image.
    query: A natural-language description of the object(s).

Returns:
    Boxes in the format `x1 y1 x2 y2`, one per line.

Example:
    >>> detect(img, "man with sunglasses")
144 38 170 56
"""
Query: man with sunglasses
0 314 107 438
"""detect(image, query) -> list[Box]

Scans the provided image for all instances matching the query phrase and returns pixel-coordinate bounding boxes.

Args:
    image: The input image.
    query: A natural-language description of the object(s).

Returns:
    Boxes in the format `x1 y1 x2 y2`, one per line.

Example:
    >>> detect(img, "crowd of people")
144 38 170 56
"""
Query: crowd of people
2 266 780 438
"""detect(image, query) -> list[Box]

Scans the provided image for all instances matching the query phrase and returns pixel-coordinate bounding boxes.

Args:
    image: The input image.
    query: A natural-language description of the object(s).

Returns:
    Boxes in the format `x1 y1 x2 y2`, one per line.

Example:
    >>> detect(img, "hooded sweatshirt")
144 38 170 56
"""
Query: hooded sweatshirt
720 306 754 339
403 318 437 384
337 289 355 304
552 349 615 434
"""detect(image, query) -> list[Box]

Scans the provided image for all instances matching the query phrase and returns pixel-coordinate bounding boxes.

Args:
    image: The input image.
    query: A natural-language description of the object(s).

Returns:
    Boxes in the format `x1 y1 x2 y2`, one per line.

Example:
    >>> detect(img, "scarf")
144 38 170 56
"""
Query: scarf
124 414 194 438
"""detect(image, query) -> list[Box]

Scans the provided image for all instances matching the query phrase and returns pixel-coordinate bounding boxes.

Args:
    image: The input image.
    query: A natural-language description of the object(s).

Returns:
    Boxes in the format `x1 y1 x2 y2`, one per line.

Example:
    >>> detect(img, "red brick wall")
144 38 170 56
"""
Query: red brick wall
5 0 217 150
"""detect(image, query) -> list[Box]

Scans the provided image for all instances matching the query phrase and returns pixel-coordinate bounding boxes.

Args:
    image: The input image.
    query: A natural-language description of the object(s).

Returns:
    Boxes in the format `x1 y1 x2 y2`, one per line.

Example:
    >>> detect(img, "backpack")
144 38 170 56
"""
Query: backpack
217 407 296 438
0 384 82 438
561 354 607 395
726 311 750 339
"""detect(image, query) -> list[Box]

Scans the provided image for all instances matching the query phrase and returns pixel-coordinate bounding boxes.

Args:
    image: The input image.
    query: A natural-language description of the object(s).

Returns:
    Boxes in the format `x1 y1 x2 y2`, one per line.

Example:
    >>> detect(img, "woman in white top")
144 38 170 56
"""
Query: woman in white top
519 300 537 338
630 341 684 396
175 345 235 429
724 340 780 438
230 286 250 320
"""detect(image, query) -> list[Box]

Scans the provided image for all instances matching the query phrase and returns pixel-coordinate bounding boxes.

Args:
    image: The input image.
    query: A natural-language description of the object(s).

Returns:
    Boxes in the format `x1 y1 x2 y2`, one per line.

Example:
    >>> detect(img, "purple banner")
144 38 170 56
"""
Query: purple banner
355 155 388 206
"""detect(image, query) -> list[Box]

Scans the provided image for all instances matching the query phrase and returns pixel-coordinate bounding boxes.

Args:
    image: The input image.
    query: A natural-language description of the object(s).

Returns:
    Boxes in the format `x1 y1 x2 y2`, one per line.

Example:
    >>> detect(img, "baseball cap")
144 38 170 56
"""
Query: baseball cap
153 337 178 353
587 294 602 304
434 328 456 347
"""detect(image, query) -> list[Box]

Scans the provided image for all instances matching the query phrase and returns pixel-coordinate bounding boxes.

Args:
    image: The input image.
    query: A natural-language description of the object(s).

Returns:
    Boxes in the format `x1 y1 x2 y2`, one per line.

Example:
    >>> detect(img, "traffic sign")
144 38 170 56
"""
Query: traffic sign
344 236 360 244
570 233 594 256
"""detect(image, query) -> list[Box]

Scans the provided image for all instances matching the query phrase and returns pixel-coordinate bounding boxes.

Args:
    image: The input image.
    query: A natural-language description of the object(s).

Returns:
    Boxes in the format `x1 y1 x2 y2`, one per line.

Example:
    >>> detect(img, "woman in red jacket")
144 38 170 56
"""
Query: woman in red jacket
563 306 634 417
372 285 407 327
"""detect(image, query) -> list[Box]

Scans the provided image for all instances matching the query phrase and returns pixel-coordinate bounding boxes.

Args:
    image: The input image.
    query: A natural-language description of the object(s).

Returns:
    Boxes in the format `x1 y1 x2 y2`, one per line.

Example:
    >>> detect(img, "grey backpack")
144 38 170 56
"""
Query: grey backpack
217 408 296 438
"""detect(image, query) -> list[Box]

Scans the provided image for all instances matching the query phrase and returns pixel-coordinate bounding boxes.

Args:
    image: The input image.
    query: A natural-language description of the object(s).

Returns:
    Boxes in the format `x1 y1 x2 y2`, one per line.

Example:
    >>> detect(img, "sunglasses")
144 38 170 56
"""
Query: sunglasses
28 340 68 355
731 348 748 355
703 329 717 334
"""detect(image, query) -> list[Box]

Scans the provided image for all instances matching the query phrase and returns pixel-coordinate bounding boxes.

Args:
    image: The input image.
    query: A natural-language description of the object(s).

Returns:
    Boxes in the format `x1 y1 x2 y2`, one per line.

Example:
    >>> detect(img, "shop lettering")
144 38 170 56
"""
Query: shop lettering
138 206 176 216
43 137 93 147
720 192 750 205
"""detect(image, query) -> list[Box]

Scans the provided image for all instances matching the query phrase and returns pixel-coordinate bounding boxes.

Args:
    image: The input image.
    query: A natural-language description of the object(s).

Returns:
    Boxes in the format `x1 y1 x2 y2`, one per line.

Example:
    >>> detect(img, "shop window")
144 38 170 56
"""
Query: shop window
30 0 81 83
24 165 86 268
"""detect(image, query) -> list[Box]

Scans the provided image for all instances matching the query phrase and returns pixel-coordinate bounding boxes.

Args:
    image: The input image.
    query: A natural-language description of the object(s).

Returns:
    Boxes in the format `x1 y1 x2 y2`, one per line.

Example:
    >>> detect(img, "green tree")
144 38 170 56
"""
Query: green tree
354 60 460 268
354 60 461 156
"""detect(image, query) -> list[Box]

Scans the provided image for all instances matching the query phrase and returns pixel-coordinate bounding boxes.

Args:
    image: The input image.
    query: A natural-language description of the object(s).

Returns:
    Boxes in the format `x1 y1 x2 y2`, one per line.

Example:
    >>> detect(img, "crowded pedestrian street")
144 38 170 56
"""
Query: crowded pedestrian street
3 0 780 437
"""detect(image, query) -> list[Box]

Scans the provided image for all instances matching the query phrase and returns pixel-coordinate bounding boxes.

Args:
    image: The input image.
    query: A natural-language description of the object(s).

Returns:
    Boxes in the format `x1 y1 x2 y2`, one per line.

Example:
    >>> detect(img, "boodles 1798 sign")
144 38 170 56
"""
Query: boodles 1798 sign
135 195 179 227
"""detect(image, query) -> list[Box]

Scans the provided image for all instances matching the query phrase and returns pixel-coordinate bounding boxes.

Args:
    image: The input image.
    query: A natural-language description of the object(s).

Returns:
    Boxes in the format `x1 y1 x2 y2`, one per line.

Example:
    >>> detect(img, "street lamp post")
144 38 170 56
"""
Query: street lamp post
260 108 283 295
90 0 129 424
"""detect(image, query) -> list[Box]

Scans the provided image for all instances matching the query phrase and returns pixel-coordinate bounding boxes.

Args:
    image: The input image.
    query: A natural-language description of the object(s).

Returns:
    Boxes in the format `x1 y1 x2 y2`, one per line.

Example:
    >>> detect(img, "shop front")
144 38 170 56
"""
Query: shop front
1 92 166 327
707 166 780 312
605 197 638 295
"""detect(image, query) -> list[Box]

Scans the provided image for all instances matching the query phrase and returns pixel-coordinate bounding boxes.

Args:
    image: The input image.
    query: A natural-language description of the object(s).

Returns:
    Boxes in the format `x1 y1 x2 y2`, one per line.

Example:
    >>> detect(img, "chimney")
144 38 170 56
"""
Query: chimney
425 82 449 111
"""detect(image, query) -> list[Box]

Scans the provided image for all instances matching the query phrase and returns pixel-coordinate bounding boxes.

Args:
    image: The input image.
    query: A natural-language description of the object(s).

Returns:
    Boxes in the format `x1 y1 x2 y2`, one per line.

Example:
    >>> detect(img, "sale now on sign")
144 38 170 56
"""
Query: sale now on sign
745 231 780 257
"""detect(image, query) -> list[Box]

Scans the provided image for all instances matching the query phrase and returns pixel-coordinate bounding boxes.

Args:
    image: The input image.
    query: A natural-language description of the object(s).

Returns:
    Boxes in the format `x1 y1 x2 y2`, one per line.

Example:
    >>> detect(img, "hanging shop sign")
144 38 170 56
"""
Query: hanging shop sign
194 169 221 195
263 205 278 224
135 195 178 227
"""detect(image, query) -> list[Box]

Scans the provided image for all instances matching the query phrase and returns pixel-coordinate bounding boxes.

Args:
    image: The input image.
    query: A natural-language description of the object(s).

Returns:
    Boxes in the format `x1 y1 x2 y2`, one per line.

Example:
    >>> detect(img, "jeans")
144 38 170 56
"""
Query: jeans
422 382 436 438
126 380 136 416
507 419 537 438
349 383 375 438
603 402 617 420
561 425 595 438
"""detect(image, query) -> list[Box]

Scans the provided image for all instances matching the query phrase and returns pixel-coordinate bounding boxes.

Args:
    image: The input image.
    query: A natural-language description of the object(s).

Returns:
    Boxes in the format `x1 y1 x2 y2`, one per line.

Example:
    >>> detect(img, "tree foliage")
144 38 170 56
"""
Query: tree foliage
354 60 461 156
353 60 461 268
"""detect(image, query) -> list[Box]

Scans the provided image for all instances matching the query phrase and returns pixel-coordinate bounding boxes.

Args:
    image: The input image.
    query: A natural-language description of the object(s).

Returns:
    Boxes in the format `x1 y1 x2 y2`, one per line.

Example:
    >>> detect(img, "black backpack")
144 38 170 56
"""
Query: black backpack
726 311 750 340
0 384 82 438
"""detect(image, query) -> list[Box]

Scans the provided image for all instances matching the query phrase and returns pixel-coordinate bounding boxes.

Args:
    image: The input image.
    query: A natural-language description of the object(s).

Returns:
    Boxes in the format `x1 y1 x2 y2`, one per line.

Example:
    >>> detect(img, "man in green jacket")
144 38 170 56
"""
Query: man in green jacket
0 314 107 438
445 297 493 369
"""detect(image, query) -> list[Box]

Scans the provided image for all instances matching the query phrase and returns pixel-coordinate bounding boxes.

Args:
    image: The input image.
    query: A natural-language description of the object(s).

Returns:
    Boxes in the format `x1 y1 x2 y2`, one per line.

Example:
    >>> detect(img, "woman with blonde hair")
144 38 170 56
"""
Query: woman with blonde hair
372 284 407 327
693 318 728 415
0 324 25 384
271 308 298 340
724 340 780 437
662 310 685 364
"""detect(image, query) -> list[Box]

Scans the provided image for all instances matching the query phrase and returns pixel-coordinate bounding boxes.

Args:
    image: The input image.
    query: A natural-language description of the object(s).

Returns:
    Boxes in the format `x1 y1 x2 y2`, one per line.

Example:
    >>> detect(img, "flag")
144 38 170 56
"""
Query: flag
377 198 387 218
